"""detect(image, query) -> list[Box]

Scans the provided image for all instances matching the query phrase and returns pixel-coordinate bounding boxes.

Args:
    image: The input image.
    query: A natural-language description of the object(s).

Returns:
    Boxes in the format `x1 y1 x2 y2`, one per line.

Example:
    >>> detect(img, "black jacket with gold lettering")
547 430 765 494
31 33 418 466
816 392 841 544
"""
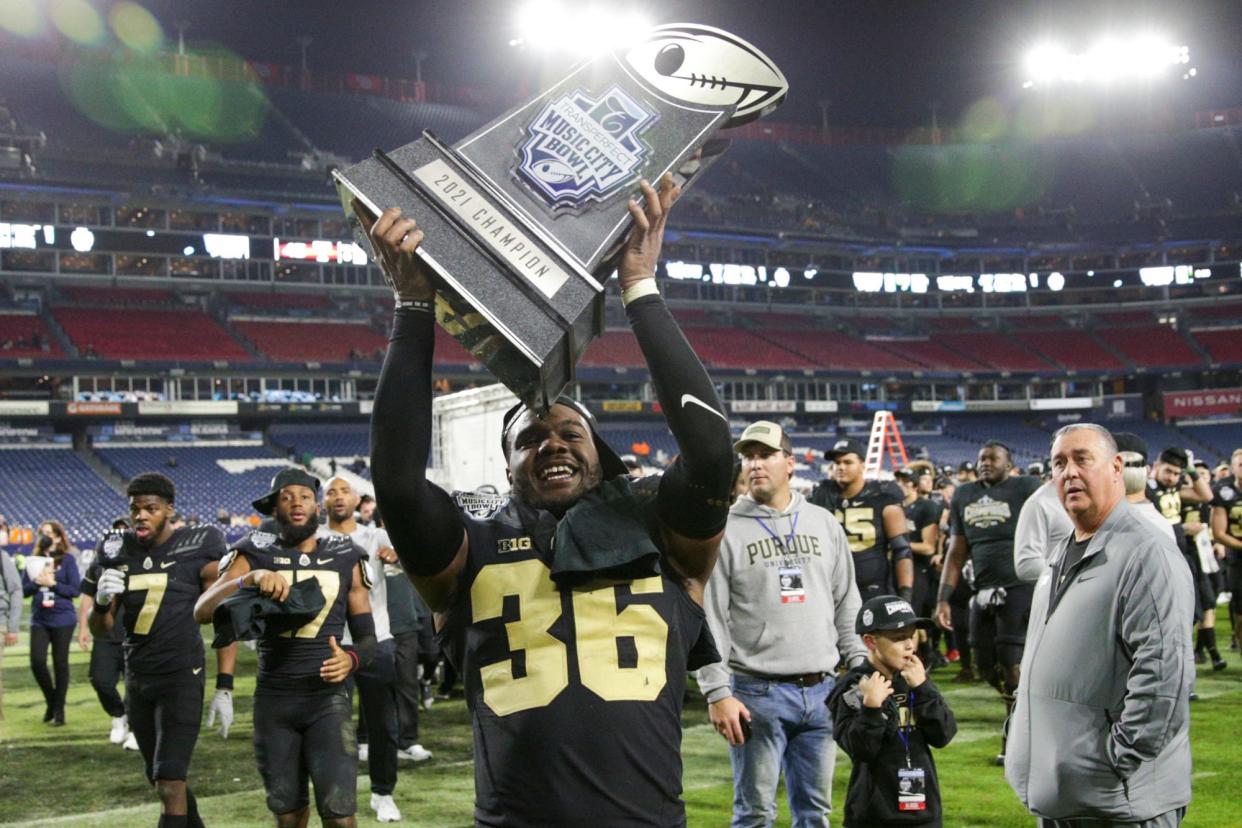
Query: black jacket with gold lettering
82 526 225 675
436 483 711 828
229 529 368 692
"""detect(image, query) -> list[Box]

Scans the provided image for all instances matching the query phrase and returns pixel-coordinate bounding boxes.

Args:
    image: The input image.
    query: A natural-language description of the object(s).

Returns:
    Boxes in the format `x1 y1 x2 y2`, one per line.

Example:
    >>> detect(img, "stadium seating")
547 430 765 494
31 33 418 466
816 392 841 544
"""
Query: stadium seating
682 328 814 369
1014 331 1127 371
1180 422 1242 464
0 446 126 543
231 319 386 363
225 291 333 311
1095 326 1204 368
52 308 252 361
269 423 370 462
868 338 988 372
95 444 295 521
58 286 177 306
759 330 916 372
936 333 1052 371
1190 328 1242 366
0 312 62 356
581 330 647 369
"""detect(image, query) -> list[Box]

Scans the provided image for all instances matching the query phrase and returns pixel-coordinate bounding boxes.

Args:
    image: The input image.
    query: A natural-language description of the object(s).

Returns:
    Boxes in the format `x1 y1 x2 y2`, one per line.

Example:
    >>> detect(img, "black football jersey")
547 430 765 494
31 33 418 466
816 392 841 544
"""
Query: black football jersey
810 478 903 593
949 475 1040 590
230 529 368 692
1212 477 1242 551
903 497 941 572
1148 479 1184 525
82 525 226 674
437 486 708 827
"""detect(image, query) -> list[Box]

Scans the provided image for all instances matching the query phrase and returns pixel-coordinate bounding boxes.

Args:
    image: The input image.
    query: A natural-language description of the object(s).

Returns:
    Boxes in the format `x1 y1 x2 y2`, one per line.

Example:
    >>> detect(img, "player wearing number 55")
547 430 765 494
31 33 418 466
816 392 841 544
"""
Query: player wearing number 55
84 472 237 828
366 174 735 826
194 467 376 828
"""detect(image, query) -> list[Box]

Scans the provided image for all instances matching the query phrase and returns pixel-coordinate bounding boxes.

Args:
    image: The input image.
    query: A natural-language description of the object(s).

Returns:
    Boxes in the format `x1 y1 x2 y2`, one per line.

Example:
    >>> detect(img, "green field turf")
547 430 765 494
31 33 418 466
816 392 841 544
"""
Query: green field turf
0 616 1237 827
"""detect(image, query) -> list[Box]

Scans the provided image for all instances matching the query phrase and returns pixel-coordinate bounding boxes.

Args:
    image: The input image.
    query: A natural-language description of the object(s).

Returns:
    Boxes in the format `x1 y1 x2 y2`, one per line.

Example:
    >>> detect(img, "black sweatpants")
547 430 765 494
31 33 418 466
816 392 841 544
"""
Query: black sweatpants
392 630 421 746
350 638 399 796
29 623 73 720
89 638 126 718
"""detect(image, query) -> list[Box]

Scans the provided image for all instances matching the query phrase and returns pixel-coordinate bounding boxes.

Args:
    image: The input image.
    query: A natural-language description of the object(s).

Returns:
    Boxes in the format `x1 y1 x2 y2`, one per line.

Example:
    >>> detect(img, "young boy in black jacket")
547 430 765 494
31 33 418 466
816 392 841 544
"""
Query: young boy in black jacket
828 595 957 827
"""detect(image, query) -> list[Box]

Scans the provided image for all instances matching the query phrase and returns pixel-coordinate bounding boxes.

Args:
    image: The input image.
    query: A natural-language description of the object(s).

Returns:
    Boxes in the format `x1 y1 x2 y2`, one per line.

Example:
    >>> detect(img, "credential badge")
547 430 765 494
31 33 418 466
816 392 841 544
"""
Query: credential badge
517 86 657 210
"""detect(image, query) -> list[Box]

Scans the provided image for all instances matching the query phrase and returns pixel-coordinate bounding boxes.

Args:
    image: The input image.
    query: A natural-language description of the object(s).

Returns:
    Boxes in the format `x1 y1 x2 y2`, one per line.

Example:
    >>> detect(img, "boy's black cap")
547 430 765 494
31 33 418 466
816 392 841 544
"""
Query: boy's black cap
252 467 321 516
826 437 867 461
856 594 935 634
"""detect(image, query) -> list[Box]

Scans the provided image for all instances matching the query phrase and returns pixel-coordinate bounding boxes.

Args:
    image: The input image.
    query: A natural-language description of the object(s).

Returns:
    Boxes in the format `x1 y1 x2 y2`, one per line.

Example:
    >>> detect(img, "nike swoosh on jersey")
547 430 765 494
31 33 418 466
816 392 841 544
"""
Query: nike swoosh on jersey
160 561 175 569
192 667 202 675
680 393 726 422
316 558 334 565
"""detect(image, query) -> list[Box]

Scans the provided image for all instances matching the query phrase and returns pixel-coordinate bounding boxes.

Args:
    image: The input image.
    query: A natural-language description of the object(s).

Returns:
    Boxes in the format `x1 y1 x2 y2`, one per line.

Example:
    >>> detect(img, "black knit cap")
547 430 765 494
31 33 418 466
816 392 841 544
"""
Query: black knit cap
500 395 628 480
126 472 176 504
252 467 322 516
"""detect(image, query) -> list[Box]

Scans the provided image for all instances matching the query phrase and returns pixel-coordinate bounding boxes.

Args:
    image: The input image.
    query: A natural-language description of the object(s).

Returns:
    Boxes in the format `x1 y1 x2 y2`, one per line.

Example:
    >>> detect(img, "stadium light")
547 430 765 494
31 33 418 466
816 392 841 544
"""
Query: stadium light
1022 35 1190 87
512 1 651 56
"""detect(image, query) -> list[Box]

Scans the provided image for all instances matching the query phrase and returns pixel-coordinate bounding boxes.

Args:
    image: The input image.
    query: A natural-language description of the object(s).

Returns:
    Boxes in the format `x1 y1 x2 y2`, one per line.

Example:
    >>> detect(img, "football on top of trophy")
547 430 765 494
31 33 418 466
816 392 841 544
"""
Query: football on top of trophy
622 24 788 127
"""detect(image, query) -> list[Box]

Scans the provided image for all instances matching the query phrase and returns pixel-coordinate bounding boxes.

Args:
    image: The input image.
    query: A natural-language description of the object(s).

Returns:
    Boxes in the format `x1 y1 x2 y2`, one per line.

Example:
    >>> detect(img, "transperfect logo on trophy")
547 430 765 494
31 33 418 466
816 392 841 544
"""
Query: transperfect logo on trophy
517 86 658 210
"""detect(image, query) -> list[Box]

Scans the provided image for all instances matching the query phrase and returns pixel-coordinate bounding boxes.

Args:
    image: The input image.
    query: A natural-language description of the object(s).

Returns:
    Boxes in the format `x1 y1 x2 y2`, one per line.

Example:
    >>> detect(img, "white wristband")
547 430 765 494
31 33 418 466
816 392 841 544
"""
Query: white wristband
621 279 660 307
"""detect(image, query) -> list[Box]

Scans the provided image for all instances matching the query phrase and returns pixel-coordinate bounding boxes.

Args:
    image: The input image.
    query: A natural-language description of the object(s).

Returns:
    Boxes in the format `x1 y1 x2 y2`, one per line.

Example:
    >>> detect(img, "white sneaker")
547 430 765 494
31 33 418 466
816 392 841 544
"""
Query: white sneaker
109 716 128 745
401 743 432 762
123 732 139 751
370 793 401 823
357 743 369 763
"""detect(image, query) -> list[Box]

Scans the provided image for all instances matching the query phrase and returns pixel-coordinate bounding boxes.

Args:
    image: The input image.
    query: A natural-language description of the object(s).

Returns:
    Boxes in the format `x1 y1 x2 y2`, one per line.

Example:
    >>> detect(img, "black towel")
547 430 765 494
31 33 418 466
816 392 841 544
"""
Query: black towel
211 578 325 648
549 477 662 587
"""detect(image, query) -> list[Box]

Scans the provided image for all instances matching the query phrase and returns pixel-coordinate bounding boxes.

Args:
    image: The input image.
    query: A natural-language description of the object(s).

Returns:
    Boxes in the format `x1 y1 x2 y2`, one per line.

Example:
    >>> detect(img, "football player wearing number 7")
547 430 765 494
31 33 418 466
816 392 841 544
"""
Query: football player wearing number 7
194 467 376 828
363 173 735 826
85 472 236 828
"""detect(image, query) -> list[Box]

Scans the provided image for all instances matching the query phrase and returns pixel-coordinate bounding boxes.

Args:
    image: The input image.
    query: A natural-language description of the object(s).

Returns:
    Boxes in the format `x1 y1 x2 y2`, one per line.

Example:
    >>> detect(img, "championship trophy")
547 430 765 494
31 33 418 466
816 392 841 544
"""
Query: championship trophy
334 24 788 410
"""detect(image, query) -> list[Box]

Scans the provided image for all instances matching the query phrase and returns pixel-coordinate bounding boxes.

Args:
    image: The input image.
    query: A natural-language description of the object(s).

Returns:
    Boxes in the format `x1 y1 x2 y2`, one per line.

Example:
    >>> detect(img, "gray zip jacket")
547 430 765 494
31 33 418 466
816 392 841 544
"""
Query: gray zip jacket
0 551 21 634
695 491 867 703
1005 498 1194 822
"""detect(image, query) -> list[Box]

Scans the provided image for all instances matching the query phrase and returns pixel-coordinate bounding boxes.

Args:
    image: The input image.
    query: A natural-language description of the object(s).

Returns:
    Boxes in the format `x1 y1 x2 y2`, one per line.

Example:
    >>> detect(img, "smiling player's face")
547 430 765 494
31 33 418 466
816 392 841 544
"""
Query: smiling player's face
507 404 602 515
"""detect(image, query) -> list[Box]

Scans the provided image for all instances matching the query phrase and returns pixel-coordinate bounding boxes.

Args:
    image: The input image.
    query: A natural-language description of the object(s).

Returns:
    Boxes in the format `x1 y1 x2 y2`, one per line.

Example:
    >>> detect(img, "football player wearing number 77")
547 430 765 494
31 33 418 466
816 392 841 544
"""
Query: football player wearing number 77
85 472 236 828
194 467 376 828
364 173 735 826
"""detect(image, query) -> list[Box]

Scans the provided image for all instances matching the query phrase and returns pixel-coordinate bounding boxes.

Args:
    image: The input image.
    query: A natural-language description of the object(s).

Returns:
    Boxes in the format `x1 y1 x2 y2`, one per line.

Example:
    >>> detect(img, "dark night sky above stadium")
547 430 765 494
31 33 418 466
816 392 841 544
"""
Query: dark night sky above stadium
135 0 1242 127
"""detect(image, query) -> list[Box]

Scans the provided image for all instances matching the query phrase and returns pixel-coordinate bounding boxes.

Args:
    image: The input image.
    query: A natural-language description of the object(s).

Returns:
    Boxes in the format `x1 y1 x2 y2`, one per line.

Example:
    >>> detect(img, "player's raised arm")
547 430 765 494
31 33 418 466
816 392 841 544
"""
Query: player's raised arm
623 174 734 590
362 201 469 613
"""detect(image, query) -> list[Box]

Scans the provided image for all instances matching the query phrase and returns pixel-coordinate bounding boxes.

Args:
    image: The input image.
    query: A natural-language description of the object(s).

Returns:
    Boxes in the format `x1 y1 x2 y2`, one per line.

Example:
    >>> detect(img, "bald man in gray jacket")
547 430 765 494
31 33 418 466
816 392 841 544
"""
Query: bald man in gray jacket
1005 424 1193 827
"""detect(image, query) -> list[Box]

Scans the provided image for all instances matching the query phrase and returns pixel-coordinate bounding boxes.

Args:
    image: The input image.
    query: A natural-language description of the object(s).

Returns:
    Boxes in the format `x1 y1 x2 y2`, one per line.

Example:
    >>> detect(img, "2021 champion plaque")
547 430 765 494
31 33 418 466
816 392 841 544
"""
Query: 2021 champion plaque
334 24 788 410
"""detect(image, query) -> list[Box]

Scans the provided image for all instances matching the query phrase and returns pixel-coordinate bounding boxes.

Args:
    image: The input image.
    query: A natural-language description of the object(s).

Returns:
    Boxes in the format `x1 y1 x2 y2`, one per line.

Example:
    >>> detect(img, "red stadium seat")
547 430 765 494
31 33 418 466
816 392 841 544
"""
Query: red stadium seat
1190 328 1242 366
0 312 63 357
232 320 386 362
937 332 1053 371
53 308 251 361
1095 326 1204 368
1014 331 1127 371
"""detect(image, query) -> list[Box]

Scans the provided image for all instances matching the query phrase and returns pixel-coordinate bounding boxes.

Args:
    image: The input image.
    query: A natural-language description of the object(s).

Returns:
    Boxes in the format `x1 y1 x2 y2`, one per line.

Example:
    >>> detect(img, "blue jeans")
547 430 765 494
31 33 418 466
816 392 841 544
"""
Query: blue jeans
729 672 837 828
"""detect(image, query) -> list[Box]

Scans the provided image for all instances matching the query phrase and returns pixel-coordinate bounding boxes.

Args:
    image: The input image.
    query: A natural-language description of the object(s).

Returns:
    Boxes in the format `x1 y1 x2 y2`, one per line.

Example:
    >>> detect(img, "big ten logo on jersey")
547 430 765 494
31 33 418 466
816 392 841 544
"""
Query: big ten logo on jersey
472 559 670 716
273 556 292 565
498 537 533 555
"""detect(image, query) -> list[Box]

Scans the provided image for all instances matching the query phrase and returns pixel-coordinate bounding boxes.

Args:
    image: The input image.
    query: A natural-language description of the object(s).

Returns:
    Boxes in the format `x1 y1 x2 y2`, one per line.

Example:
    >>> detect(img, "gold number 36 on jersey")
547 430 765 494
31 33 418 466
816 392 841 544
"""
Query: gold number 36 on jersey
470 559 669 716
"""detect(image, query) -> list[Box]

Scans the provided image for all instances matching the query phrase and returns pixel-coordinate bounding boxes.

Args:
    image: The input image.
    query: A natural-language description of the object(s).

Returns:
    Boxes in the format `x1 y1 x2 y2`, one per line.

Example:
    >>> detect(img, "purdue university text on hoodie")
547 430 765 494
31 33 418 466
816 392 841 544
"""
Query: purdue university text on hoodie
696 491 868 703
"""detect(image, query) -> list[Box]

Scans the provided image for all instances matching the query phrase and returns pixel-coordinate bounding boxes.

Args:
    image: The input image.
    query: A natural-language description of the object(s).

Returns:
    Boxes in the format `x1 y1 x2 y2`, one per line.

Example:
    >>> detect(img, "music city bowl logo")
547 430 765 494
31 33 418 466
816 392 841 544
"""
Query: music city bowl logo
517 86 657 210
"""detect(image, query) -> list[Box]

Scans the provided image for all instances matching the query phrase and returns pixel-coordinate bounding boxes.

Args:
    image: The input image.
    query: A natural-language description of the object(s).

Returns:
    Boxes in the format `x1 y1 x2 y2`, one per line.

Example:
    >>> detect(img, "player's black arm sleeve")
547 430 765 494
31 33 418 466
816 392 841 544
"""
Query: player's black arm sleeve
370 308 465 577
626 294 733 538
346 612 378 670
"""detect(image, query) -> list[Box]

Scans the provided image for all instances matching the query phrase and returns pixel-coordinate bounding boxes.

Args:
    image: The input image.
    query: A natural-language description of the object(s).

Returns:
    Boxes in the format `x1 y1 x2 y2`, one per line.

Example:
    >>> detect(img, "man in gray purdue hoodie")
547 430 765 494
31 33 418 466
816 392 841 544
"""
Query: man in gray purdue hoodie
697 421 867 828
